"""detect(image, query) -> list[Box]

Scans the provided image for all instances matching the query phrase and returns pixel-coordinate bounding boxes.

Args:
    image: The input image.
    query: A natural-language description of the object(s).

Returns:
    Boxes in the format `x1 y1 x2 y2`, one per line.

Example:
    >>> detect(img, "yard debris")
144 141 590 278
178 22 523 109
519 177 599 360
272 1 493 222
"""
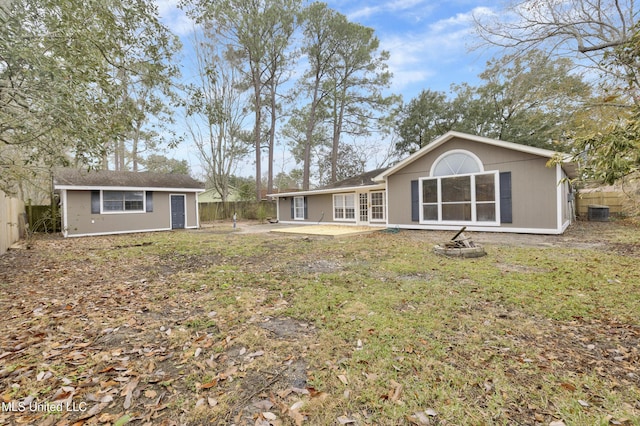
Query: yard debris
433 227 486 257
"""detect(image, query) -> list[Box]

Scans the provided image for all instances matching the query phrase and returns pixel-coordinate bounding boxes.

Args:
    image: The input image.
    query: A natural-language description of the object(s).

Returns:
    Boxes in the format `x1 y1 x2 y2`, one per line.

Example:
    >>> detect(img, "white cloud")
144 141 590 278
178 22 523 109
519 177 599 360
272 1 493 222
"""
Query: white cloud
347 0 435 22
154 0 194 37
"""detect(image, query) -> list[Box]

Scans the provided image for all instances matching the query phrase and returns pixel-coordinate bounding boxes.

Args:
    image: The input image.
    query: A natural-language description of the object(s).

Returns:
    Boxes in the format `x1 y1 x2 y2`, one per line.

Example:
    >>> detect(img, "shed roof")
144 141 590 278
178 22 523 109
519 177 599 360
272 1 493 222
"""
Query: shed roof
54 169 205 191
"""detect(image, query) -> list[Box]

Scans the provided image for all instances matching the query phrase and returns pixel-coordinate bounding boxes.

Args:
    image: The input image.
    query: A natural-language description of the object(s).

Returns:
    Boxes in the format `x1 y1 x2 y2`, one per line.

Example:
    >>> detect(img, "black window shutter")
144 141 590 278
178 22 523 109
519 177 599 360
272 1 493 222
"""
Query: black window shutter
411 180 419 222
290 198 294 219
304 197 308 219
145 191 153 212
500 172 512 223
91 190 100 214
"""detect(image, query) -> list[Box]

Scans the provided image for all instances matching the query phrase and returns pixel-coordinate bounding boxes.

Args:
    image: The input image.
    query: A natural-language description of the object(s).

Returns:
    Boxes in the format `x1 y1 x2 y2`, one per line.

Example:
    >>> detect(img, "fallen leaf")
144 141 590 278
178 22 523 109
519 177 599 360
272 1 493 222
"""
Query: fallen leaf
121 378 139 409
144 389 157 399
389 379 402 401
560 383 576 392
578 399 589 407
78 402 109 420
262 412 277 420
200 379 218 389
337 374 348 385
549 421 566 426
407 412 430 425
337 416 356 424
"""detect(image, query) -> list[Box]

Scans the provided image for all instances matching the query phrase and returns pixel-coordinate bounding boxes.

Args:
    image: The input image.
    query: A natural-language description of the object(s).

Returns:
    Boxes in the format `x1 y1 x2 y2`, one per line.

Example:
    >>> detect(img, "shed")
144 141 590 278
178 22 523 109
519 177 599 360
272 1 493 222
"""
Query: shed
54 169 205 237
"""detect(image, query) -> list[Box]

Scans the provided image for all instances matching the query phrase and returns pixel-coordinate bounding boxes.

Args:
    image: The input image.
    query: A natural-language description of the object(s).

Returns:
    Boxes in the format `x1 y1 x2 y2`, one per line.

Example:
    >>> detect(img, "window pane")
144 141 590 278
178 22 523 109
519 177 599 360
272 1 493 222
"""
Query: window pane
124 191 144 211
423 204 438 220
422 179 437 203
345 194 354 208
294 197 305 219
441 176 471 202
476 174 495 202
433 152 481 176
103 191 123 211
477 203 496 221
442 203 472 221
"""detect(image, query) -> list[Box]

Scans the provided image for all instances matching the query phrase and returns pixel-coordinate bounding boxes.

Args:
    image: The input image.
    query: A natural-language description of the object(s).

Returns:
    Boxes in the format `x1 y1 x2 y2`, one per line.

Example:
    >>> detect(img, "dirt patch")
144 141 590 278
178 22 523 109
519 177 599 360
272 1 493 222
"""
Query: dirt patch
259 317 317 340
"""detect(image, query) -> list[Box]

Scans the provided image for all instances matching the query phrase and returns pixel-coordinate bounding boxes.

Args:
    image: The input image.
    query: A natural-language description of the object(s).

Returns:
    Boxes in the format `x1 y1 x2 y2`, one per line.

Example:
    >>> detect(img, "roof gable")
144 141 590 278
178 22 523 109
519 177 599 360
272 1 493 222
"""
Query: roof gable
54 169 205 190
375 131 576 180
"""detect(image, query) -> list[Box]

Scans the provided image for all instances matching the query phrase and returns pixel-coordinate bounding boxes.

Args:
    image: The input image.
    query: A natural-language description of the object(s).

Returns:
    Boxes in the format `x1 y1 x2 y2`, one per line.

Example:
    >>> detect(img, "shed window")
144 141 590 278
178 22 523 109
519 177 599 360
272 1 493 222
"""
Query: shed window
103 191 144 212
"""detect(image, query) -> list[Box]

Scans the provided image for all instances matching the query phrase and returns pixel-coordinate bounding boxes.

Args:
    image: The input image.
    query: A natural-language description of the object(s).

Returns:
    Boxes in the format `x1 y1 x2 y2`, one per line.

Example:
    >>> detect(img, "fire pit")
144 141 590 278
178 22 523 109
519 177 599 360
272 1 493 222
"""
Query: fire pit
433 227 486 258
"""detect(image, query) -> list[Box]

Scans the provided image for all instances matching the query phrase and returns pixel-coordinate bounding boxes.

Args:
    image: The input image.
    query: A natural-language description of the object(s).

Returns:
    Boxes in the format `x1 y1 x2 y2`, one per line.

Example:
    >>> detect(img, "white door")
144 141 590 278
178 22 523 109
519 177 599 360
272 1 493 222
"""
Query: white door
358 193 369 225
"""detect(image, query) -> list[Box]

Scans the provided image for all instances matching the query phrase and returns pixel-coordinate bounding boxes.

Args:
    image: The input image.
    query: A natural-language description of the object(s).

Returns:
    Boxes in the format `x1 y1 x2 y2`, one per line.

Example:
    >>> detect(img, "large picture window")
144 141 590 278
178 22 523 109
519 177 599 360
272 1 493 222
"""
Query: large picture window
421 173 498 223
420 150 498 224
103 191 144 212
333 194 355 220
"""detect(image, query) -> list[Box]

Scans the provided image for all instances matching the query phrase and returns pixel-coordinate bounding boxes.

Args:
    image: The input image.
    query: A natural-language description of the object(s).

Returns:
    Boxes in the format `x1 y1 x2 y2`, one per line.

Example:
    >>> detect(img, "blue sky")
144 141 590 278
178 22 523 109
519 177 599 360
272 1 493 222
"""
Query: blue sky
153 0 502 178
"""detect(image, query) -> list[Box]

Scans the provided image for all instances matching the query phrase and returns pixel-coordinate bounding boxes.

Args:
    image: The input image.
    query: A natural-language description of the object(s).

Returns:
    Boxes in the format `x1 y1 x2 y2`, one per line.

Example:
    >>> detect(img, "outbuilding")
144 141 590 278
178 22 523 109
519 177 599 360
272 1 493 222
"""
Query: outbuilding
269 131 577 234
54 169 205 237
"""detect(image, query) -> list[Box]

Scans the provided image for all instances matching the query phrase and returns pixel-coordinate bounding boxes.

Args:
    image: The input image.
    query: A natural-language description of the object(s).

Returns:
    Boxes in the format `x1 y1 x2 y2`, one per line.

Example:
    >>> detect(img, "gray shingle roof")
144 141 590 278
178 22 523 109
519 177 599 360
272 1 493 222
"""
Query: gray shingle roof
54 168 204 190
320 168 388 189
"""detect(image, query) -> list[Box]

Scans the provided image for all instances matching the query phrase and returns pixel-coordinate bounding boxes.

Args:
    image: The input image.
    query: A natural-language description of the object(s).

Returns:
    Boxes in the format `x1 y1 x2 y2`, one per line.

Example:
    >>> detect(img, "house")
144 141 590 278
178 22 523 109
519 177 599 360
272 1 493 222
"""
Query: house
198 187 243 203
54 169 205 237
268 131 578 234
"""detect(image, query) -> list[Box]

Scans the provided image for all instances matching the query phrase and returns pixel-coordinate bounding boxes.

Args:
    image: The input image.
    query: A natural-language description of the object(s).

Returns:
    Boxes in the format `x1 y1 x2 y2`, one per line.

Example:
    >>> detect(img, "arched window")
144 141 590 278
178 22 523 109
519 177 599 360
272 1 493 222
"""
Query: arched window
431 151 482 177
421 150 497 223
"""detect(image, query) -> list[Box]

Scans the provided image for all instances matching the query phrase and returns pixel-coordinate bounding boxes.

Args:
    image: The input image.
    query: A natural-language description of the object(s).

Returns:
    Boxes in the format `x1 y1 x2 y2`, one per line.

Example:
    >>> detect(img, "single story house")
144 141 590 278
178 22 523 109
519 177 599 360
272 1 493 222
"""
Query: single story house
198 186 243 203
54 169 205 237
269 131 578 234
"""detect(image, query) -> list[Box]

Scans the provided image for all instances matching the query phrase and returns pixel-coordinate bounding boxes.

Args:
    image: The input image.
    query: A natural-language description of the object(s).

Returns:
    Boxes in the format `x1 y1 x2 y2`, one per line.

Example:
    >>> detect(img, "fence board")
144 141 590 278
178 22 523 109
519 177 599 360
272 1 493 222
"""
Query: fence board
199 201 276 222
576 191 624 217
1 190 26 255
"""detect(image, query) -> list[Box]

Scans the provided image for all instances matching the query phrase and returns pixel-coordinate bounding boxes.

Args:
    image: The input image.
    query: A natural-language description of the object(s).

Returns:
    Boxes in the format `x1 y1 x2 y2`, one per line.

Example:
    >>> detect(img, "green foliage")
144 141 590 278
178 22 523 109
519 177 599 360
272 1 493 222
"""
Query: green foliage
572 107 640 184
287 2 397 188
0 0 181 192
394 50 592 156
143 154 191 175
569 25 640 185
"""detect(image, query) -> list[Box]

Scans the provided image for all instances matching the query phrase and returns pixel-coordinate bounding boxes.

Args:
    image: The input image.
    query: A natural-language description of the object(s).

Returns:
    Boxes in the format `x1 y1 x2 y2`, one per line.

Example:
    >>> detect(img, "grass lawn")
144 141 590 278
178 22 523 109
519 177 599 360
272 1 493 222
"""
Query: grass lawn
1 220 639 425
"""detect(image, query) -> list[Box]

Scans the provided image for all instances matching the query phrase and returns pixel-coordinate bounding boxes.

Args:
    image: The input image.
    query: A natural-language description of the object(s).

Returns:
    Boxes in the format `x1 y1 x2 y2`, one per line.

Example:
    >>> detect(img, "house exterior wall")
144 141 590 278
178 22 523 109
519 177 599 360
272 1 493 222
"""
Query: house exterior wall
62 190 198 237
386 137 560 232
277 194 335 223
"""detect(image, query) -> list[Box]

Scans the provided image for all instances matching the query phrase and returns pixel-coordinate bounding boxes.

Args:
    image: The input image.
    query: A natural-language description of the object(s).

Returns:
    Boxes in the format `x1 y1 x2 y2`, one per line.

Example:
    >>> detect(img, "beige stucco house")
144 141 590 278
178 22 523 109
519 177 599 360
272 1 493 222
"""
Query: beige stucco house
54 169 205 237
269 132 578 234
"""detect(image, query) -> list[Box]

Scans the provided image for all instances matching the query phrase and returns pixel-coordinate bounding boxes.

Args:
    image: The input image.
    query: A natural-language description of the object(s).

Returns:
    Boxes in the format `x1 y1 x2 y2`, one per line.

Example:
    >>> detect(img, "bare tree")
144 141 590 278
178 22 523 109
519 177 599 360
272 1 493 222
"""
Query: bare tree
473 0 638 96
184 25 251 202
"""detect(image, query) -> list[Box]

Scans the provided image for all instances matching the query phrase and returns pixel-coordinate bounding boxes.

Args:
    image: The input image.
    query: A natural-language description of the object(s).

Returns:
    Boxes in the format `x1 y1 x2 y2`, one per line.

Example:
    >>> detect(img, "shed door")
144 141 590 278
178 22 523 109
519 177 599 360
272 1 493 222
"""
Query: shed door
170 195 186 229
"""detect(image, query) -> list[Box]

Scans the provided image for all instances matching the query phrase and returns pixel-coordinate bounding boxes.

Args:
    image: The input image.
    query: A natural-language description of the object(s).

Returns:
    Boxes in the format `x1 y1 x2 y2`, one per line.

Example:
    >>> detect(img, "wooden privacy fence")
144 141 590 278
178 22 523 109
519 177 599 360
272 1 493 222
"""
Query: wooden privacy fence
199 201 276 222
1 190 26 255
576 191 624 217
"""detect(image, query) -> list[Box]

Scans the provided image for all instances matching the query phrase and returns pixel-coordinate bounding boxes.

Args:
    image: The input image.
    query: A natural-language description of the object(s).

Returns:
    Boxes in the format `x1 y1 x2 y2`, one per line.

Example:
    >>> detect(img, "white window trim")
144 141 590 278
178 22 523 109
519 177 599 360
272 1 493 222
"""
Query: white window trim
293 196 305 220
430 149 484 177
369 190 386 222
100 190 146 214
419 171 500 226
333 193 356 222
